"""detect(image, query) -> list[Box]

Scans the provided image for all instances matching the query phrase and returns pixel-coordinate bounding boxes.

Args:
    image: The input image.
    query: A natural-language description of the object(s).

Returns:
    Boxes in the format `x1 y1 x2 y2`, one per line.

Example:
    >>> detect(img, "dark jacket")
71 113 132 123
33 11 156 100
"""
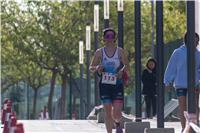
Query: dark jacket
142 69 156 96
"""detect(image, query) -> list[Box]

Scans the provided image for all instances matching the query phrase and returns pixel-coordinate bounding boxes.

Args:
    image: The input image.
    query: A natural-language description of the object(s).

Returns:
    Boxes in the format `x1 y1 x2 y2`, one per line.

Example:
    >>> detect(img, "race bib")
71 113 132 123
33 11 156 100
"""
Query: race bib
101 72 117 85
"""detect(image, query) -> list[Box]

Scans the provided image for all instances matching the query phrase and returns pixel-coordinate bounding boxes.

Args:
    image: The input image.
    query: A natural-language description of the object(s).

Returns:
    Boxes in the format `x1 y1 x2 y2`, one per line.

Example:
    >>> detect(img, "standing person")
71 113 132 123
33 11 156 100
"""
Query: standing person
90 28 128 133
142 58 157 119
164 32 200 132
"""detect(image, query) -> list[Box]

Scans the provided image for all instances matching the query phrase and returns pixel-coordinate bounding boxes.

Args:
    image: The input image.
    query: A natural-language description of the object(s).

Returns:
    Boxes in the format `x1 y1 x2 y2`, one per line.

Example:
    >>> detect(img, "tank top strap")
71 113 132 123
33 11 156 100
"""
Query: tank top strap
113 47 119 59
100 47 104 63
102 47 105 57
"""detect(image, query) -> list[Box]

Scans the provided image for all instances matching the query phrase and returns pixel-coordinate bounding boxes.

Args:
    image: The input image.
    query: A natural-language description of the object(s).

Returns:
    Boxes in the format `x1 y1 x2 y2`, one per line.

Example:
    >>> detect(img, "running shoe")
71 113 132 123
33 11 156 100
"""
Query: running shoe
115 122 123 133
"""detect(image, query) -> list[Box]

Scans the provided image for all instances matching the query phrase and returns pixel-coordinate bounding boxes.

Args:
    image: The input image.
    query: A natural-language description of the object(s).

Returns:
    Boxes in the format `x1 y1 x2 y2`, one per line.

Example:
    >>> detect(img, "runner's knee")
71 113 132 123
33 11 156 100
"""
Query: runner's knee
113 110 122 120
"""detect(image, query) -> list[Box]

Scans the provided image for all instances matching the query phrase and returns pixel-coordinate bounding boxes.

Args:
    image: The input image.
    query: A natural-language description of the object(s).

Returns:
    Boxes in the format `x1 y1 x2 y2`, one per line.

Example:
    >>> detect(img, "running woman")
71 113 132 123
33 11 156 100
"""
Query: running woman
90 28 128 133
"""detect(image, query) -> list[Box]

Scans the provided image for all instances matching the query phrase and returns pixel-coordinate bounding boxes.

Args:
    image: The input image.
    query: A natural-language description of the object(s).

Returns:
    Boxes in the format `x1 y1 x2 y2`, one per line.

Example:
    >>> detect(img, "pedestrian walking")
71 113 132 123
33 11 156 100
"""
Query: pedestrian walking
164 32 200 132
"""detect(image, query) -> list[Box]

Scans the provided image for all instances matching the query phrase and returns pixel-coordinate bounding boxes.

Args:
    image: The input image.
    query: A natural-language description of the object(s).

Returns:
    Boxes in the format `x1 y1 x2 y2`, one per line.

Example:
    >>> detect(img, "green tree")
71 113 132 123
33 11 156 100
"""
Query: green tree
1 1 49 119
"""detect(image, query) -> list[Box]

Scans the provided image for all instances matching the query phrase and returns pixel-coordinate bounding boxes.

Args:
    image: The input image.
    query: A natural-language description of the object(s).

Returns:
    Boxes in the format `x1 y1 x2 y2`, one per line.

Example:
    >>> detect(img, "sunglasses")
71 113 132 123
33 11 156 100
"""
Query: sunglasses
104 34 115 40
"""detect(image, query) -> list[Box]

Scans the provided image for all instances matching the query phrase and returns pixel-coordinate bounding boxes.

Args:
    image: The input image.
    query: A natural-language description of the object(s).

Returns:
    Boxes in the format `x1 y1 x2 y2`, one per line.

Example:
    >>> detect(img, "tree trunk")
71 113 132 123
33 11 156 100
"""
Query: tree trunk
73 96 76 113
32 88 38 119
60 75 67 119
47 68 57 119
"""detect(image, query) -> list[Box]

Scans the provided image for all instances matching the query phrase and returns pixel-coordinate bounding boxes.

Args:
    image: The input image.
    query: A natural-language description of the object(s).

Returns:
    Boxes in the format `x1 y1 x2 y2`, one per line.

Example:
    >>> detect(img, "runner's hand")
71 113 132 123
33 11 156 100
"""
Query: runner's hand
117 69 123 79
96 65 104 74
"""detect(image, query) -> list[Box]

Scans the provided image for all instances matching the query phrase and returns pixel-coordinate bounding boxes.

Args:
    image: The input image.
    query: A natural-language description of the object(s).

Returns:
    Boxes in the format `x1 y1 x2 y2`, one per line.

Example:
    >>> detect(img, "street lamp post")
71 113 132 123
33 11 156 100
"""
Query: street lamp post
94 3 99 32
26 83 30 119
195 0 200 124
94 3 100 106
86 25 91 115
104 0 109 28
118 0 124 48
134 1 142 122
186 1 196 133
69 71 72 119
151 0 155 57
156 1 164 128
79 40 85 119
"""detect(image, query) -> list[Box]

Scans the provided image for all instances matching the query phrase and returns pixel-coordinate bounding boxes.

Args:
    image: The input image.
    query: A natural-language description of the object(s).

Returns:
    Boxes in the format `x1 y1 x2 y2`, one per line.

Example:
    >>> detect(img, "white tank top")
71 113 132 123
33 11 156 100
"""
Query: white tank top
101 47 120 74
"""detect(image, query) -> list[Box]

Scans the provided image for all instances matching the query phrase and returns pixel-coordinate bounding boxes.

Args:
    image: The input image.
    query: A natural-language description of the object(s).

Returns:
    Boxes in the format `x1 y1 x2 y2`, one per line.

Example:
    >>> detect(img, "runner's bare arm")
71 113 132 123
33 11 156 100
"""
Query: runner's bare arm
89 49 102 73
116 48 129 79
119 48 128 72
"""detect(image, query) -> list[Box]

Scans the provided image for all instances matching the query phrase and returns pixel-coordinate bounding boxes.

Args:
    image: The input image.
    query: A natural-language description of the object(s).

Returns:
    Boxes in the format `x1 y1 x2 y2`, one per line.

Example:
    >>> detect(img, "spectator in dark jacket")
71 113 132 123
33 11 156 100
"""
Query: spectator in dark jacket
142 58 157 118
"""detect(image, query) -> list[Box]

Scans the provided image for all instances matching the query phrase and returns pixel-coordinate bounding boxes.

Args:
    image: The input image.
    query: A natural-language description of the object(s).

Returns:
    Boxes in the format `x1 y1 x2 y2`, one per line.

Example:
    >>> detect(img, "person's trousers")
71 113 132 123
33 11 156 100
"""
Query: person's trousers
144 95 156 118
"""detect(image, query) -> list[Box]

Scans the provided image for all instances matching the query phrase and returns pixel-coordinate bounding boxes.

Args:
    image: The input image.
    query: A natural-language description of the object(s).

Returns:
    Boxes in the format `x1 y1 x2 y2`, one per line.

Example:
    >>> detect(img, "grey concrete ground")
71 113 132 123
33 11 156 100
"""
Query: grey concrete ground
13 119 182 133
18 120 107 133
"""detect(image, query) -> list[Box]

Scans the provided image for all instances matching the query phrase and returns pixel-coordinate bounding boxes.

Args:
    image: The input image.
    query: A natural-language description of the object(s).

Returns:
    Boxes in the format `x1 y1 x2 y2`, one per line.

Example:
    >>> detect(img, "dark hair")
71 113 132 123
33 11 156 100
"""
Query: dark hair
146 58 156 71
184 32 199 44
103 28 116 38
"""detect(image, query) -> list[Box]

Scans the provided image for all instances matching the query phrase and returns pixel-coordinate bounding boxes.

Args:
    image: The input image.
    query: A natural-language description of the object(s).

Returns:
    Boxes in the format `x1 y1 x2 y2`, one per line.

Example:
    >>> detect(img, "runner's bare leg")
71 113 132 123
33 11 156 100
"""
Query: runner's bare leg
113 101 123 123
104 104 114 133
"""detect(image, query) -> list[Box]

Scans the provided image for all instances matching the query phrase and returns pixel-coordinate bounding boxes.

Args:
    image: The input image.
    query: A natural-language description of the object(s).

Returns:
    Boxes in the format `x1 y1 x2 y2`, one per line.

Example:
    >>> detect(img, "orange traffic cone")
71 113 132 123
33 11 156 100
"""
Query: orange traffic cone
1 99 9 125
9 116 17 133
8 112 15 128
14 123 24 133
3 104 12 133
72 112 76 120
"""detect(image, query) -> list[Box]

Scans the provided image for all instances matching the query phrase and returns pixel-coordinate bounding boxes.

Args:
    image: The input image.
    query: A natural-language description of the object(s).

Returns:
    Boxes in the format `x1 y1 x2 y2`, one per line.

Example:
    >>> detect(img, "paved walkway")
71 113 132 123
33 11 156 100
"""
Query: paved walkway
18 120 106 133
15 120 182 133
